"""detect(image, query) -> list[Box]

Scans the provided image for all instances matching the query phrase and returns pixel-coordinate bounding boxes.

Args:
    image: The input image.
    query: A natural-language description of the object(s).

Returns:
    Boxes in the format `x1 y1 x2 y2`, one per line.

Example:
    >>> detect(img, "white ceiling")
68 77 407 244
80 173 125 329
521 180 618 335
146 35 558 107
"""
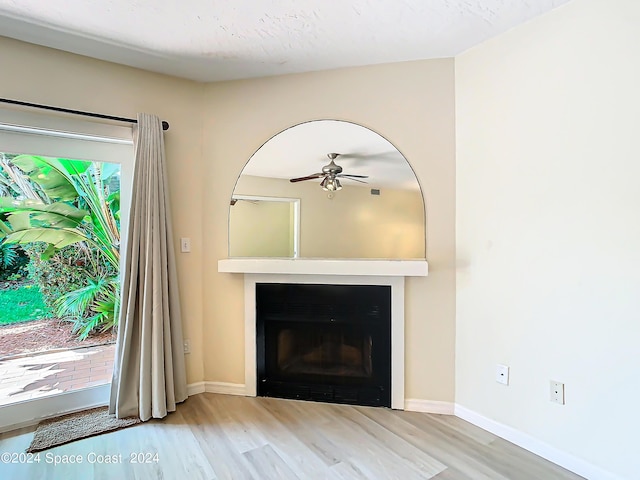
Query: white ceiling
0 0 571 82
0 1 572 190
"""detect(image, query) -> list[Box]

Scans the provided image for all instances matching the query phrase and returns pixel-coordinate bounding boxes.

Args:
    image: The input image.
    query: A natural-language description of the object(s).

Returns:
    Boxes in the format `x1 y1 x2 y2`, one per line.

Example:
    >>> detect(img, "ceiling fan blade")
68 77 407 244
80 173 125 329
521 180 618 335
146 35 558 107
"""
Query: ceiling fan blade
289 173 324 183
338 151 401 163
341 177 368 184
337 174 369 179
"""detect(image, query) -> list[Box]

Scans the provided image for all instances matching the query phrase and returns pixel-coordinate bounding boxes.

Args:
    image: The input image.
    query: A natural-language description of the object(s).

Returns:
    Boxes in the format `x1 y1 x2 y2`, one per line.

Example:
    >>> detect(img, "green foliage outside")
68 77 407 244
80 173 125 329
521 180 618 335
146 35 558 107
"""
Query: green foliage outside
0 242 19 270
24 243 94 310
0 243 29 281
0 284 53 325
0 152 121 339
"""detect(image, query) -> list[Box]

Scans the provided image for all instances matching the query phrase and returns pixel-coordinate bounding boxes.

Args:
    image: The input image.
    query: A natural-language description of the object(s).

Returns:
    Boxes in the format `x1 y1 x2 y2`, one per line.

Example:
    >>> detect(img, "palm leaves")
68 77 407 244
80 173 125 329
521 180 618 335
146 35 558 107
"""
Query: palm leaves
0 153 121 337
54 276 119 340
0 242 20 270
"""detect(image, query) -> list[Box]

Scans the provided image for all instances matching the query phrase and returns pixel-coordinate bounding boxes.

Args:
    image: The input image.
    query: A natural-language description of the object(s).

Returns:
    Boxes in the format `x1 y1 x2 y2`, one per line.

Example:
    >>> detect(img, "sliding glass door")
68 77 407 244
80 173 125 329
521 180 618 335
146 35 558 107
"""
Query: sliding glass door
0 108 133 425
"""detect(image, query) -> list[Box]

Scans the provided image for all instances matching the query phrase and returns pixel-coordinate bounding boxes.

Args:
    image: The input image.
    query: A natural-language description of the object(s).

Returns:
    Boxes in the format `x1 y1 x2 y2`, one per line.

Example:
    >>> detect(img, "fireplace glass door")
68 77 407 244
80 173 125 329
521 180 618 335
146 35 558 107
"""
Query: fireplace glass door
257 283 391 407
276 326 373 378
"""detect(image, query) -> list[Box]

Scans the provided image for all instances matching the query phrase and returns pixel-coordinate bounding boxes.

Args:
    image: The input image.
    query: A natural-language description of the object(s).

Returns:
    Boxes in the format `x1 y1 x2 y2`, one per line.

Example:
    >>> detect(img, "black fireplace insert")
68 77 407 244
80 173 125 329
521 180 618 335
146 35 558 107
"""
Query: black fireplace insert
256 283 391 407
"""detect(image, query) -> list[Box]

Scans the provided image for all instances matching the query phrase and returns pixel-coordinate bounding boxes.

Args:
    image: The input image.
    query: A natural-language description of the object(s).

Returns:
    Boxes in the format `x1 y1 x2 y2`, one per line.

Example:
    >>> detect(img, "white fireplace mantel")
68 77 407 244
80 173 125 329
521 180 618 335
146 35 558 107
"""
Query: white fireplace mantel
218 258 428 277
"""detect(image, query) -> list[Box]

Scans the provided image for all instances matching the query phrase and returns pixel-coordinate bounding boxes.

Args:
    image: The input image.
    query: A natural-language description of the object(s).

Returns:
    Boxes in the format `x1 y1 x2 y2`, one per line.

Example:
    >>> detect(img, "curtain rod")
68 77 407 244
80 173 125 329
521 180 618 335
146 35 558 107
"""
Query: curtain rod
0 98 169 131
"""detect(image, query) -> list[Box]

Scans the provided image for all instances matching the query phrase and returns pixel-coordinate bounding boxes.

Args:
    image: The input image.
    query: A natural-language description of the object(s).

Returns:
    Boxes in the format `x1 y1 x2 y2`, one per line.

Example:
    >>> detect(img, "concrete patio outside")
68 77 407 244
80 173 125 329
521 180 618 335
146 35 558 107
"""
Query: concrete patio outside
0 343 115 406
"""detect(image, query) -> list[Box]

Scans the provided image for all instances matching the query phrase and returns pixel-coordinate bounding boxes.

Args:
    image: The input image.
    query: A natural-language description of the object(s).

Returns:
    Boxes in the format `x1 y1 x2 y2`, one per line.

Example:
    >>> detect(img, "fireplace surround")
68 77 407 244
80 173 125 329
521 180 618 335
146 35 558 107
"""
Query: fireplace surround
216 260 429 410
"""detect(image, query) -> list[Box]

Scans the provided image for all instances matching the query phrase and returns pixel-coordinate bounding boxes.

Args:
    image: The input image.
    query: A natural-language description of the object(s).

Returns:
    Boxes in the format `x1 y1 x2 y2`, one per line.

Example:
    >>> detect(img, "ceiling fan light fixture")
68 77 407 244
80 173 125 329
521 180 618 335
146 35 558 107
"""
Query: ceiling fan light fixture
321 177 342 191
290 152 364 190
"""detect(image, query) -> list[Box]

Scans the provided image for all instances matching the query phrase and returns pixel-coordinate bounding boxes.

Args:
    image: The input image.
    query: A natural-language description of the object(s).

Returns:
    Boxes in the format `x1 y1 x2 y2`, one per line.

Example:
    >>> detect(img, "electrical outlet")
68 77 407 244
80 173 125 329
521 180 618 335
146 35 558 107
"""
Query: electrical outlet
180 237 191 253
183 339 191 354
496 364 510 385
550 381 565 404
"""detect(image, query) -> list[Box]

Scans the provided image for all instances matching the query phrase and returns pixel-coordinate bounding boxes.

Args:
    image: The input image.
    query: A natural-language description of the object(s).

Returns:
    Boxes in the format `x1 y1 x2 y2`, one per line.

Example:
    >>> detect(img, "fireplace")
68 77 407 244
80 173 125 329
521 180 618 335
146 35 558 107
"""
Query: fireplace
256 283 391 407
219 268 417 410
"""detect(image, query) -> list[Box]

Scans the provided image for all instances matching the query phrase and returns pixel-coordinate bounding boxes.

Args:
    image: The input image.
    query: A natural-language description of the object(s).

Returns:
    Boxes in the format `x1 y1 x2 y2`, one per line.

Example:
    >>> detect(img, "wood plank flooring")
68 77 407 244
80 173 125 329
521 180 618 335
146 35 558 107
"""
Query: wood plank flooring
0 393 584 479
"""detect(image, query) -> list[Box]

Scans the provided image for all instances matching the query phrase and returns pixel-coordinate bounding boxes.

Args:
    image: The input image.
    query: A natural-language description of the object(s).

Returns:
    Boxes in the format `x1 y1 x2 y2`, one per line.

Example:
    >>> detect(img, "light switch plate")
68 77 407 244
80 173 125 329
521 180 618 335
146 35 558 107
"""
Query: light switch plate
180 237 191 253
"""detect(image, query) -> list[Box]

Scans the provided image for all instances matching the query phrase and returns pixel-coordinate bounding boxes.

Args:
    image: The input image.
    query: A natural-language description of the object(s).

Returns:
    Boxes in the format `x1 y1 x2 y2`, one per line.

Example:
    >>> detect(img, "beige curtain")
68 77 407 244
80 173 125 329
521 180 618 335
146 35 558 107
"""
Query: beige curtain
109 113 187 421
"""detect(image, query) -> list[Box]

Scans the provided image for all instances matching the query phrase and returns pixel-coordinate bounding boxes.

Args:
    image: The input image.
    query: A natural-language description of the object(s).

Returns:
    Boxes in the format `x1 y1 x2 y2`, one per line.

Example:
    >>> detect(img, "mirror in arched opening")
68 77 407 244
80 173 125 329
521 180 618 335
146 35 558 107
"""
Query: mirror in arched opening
229 120 425 259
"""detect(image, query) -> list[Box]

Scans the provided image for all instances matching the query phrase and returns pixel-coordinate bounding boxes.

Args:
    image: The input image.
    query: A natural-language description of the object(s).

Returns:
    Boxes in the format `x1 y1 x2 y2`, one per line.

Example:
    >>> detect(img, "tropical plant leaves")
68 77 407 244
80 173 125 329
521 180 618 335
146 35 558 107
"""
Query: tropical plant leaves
0 218 11 236
107 190 120 221
0 198 88 251
3 227 87 249
0 243 20 269
0 198 87 222
2 153 121 336
55 276 118 339
1 156 120 269
11 155 90 201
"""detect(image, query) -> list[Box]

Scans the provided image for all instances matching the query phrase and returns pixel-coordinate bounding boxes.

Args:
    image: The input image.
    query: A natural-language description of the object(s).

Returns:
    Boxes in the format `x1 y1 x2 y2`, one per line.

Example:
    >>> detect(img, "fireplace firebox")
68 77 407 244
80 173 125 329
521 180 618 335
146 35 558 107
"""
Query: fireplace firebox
256 283 391 407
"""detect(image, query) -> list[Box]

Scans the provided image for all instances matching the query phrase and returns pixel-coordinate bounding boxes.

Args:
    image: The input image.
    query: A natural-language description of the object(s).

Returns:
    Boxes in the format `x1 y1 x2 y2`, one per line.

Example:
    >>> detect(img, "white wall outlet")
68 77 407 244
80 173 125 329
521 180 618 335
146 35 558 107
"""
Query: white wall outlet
496 364 510 385
180 237 191 253
183 339 191 354
550 381 565 404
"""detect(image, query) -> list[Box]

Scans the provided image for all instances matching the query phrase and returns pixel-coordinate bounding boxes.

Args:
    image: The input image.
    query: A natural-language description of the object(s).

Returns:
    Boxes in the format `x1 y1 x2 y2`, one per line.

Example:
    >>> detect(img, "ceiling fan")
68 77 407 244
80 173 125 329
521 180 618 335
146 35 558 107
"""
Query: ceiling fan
289 153 368 191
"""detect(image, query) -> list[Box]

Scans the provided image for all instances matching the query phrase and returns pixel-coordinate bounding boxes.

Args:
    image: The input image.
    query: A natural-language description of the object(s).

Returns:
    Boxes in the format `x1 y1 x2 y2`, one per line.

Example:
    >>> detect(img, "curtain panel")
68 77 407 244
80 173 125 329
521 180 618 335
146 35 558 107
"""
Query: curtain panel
109 113 187 421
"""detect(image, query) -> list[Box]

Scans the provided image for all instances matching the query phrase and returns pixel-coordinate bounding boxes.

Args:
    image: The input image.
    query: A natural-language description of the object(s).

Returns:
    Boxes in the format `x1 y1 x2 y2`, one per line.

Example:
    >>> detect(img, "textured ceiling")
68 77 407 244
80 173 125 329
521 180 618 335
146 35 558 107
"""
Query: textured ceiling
0 0 571 82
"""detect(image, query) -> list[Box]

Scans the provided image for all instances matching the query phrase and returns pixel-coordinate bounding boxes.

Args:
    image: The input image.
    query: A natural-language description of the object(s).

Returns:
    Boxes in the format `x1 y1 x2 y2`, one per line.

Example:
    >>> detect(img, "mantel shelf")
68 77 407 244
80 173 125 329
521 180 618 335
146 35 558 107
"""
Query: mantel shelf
218 258 428 277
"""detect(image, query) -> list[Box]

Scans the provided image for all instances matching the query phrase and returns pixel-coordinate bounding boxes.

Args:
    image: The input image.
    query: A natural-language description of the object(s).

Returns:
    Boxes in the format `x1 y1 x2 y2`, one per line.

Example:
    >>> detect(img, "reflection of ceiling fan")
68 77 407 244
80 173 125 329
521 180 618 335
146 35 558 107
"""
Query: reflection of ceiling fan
289 153 368 191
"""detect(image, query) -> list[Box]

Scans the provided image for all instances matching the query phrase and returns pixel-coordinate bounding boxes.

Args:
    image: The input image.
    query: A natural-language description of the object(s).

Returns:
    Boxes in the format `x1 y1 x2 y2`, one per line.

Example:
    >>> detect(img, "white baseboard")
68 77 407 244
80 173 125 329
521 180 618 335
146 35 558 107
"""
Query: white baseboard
454 404 619 480
187 381 247 396
187 382 206 396
204 381 247 396
404 399 455 415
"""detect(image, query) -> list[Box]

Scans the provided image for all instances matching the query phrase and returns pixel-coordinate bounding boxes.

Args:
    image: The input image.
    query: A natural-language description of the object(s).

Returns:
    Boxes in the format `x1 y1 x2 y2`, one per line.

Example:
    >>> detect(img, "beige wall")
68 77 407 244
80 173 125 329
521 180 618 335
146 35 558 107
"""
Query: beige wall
203 60 457 401
0 37 456 405
0 36 205 385
1 35 456 409
234 175 425 258
456 0 640 477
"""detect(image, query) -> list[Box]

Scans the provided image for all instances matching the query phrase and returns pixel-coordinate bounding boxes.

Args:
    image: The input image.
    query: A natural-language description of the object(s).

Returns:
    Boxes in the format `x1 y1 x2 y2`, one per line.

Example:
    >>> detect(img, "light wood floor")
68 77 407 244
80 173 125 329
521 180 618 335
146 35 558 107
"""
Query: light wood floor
0 393 583 479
